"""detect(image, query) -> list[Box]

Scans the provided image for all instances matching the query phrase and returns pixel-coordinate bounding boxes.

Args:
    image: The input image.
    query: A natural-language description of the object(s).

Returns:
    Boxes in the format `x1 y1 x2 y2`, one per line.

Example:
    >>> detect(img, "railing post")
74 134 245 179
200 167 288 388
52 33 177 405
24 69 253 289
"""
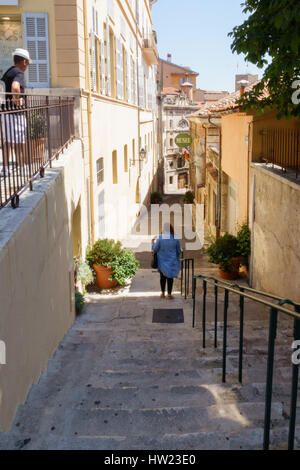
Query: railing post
184 260 187 300
181 260 183 296
288 312 300 451
46 96 52 168
222 289 229 383
202 280 207 349
214 283 218 349
192 276 196 329
263 307 278 451
239 287 245 384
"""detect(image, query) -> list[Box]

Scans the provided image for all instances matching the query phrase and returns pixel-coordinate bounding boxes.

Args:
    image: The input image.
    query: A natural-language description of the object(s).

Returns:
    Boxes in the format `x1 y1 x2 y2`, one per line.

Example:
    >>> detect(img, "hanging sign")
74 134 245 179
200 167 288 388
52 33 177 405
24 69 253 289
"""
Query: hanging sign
175 133 193 148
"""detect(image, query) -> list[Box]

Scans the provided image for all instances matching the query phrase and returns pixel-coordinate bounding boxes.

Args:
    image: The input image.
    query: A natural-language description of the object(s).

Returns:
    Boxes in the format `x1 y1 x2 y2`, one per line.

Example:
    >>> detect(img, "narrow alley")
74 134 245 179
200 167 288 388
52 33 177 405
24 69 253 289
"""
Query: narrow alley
0 197 298 451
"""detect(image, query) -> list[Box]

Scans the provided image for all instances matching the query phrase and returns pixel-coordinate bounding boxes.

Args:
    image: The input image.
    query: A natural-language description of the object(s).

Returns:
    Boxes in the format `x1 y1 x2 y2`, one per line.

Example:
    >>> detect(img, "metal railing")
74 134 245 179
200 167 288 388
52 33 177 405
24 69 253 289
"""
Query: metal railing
180 257 194 299
261 128 300 179
192 273 300 451
0 94 75 209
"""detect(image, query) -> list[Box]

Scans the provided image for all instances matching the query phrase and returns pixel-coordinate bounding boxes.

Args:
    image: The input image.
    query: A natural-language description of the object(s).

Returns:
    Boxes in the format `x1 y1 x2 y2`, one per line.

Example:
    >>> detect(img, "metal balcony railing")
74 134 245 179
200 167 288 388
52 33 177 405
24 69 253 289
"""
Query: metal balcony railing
0 94 75 209
190 272 300 451
261 128 300 178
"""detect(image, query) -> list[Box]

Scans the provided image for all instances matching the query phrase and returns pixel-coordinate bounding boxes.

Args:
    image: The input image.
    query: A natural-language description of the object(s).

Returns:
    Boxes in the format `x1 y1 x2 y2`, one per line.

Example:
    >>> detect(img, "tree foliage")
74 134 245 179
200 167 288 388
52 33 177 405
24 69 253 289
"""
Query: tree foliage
229 0 300 118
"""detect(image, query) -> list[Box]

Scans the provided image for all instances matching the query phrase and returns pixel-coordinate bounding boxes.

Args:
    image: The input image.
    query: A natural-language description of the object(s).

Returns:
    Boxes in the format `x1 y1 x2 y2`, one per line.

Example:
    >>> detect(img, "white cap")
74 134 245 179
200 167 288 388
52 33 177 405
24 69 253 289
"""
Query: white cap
12 48 32 63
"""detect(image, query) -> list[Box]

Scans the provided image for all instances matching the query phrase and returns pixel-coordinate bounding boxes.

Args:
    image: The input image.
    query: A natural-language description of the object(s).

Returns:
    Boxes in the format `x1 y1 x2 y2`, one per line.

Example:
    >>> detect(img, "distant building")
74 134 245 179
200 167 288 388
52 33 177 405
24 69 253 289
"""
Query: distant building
157 55 229 194
235 74 259 92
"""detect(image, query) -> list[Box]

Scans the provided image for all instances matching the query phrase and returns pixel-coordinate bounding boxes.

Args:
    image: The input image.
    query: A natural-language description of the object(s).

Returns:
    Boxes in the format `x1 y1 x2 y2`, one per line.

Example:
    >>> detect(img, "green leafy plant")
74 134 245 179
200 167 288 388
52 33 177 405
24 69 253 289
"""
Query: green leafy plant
206 233 240 273
29 113 47 139
86 239 123 269
86 239 139 287
237 224 251 261
151 192 163 204
182 191 194 204
110 249 140 286
74 257 94 293
75 290 85 315
229 0 300 119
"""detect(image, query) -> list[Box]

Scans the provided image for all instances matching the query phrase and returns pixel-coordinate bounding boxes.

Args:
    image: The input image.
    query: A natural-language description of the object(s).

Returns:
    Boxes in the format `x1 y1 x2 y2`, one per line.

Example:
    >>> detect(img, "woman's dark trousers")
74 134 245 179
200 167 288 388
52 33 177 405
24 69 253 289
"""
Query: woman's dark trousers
160 272 174 295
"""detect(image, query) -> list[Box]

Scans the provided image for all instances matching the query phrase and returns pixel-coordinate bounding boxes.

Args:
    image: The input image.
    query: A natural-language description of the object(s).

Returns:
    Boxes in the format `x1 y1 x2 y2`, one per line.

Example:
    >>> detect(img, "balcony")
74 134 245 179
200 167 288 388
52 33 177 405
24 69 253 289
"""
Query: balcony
142 32 158 66
0 94 75 209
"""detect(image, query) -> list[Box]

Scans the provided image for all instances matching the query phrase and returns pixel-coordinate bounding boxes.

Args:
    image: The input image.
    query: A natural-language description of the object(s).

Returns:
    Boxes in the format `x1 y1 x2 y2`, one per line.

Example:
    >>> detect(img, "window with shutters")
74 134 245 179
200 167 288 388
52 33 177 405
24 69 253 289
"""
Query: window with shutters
109 28 116 98
112 150 118 184
116 37 123 100
122 45 127 102
23 13 50 88
108 0 115 22
96 157 104 185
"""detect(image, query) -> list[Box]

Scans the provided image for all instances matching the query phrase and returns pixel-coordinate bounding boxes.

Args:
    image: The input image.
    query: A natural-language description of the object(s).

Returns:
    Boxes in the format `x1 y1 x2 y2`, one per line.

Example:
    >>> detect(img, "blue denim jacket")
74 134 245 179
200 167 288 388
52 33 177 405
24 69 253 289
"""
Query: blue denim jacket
152 232 182 279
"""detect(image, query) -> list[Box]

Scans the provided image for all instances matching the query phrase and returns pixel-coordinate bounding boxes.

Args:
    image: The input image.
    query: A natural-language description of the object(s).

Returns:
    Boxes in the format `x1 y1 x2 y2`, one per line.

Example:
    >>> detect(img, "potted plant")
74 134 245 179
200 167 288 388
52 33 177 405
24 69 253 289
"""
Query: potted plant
182 191 194 204
206 233 241 280
74 257 94 293
29 112 47 163
86 239 139 289
151 192 163 204
237 224 251 268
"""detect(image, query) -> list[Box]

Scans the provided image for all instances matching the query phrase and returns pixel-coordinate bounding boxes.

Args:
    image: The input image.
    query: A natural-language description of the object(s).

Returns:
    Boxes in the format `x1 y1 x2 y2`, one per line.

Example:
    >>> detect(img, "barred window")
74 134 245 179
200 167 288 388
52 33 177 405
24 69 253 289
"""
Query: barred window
96 157 104 185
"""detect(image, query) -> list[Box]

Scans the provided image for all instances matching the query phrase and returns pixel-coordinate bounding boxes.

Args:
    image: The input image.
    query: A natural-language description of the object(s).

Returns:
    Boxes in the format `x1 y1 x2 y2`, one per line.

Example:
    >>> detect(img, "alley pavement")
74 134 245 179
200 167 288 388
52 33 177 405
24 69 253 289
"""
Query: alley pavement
0 196 299 450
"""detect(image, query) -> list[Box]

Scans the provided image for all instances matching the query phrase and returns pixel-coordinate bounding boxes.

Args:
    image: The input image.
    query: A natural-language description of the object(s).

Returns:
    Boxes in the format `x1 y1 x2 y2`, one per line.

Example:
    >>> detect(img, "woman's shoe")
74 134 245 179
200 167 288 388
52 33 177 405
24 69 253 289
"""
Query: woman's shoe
168 295 174 300
160 293 165 298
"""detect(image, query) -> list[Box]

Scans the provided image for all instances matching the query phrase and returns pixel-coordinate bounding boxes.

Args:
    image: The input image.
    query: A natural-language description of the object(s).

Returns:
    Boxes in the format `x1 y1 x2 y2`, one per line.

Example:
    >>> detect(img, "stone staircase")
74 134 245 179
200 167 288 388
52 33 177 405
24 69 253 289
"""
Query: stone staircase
0 265 299 451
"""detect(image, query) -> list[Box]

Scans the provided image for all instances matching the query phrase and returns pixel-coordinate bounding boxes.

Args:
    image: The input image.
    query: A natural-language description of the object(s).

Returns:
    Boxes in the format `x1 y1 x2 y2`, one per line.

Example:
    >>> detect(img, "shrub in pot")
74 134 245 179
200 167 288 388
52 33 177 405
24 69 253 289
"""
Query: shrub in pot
182 191 194 204
237 224 251 268
151 192 163 204
86 239 139 289
206 233 241 280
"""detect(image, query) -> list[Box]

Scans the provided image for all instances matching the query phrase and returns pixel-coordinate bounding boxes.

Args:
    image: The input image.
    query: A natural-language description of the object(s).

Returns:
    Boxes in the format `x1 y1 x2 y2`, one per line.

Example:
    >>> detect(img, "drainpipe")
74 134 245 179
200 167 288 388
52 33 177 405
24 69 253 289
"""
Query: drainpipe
247 121 253 225
83 0 95 244
136 1 141 182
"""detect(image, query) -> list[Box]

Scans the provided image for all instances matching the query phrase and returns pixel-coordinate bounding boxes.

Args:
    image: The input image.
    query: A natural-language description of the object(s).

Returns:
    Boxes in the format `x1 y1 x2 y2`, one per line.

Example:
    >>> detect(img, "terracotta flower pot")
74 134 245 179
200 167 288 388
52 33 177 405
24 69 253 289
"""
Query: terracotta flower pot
218 257 240 281
93 264 118 289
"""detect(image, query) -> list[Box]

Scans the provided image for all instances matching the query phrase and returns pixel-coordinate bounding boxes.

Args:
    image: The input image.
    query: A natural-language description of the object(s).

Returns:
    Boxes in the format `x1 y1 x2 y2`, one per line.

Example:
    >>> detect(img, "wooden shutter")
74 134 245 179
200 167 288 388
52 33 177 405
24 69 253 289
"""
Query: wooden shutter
91 32 97 91
127 52 131 103
23 13 50 88
116 37 123 100
106 23 111 96
100 39 105 95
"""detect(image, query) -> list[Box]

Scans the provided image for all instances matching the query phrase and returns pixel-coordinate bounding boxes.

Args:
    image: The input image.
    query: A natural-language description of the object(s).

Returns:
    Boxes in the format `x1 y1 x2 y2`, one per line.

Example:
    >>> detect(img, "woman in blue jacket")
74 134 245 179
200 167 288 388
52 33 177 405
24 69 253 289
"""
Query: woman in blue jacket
152 223 182 299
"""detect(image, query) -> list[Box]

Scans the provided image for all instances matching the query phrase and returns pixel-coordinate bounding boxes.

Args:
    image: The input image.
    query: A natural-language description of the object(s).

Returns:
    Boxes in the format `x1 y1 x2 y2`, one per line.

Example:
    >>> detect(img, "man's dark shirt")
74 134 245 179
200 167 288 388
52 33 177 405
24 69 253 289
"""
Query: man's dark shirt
1 66 25 94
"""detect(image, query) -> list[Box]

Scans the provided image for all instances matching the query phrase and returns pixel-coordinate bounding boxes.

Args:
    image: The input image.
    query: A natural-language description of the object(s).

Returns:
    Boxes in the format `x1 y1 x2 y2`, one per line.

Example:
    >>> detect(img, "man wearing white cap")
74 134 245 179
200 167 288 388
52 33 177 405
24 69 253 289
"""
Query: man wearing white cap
0 48 31 177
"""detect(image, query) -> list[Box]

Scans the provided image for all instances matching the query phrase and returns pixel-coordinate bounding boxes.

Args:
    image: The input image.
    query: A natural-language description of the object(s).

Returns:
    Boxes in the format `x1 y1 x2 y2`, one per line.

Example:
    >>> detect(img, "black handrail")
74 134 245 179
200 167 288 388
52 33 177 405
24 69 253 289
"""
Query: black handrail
180 257 194 299
192 273 300 451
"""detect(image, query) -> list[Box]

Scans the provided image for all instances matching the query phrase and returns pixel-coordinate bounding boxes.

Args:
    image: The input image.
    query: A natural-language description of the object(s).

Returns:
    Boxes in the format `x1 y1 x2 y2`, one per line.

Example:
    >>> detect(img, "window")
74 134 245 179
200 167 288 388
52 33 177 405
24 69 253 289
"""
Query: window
170 120 173 129
23 13 50 88
96 157 104 185
124 144 128 173
170 138 174 147
169 176 173 185
112 150 118 184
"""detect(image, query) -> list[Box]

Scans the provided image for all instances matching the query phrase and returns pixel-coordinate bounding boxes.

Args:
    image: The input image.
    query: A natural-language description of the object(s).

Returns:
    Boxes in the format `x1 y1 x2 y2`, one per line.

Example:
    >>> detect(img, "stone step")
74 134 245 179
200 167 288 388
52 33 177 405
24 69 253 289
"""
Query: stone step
88 366 293 388
2 425 300 450
11 401 285 439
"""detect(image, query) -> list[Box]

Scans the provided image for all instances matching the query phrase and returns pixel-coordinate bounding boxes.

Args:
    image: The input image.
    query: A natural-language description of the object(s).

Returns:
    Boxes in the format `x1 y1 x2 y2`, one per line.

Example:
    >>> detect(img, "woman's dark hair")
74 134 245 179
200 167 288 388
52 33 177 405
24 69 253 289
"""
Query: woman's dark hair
163 223 175 236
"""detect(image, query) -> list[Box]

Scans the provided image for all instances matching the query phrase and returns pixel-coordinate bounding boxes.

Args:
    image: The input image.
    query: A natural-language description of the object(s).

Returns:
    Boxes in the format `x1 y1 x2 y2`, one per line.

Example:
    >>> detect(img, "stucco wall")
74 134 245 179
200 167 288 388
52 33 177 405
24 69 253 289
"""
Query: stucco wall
221 113 253 228
251 164 300 303
0 139 86 431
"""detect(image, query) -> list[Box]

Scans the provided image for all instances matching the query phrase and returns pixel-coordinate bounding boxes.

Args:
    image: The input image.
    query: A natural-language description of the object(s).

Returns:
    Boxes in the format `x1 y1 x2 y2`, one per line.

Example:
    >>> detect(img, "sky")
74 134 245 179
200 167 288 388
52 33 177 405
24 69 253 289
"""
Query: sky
151 0 264 93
